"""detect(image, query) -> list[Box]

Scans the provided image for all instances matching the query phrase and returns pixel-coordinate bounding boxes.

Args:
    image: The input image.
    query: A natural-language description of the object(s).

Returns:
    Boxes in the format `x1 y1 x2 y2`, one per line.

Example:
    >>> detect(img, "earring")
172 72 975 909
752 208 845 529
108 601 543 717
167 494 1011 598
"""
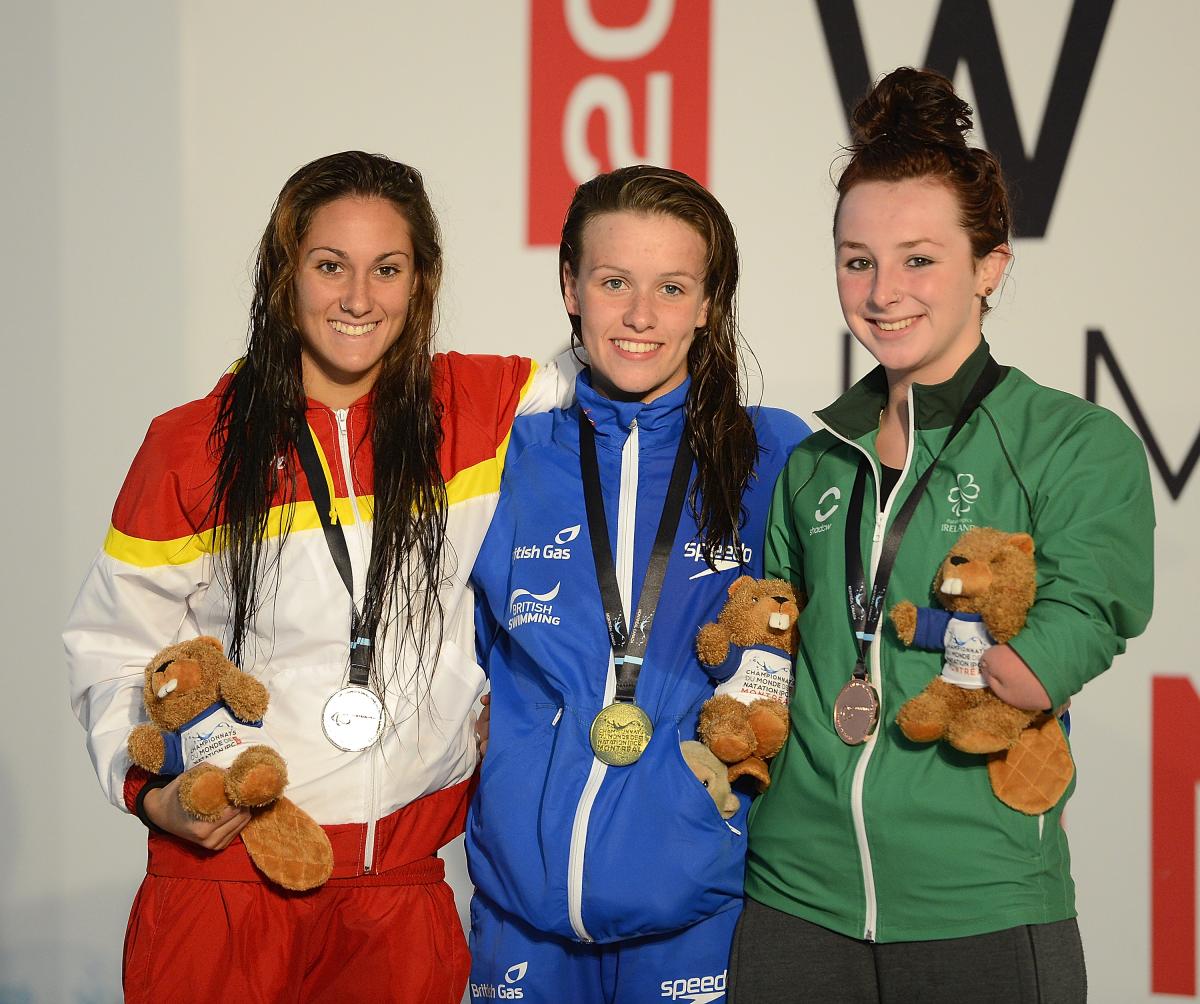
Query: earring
983 287 993 296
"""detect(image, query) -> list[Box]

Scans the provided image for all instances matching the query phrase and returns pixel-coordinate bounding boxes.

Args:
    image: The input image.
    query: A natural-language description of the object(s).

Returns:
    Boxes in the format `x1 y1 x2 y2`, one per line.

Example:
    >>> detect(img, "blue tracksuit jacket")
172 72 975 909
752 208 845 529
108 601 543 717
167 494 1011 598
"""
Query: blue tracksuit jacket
468 373 810 943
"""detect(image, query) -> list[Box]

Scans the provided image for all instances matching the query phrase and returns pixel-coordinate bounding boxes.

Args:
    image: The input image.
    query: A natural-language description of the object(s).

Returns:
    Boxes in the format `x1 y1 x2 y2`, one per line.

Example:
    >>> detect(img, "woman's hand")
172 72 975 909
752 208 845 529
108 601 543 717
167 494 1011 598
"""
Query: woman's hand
978 644 1052 711
475 693 491 758
142 774 251 850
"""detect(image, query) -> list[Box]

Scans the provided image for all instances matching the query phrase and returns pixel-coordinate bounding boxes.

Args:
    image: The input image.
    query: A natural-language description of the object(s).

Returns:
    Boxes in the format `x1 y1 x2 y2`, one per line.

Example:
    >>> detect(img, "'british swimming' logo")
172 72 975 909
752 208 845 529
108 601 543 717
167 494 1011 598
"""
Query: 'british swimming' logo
507 583 563 630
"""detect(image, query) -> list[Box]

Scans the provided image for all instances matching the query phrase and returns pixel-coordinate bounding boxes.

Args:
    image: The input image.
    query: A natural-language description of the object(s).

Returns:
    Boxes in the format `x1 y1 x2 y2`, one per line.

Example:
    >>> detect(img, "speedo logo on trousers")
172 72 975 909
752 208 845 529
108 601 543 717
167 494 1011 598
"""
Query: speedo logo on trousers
660 968 727 1002
471 961 528 999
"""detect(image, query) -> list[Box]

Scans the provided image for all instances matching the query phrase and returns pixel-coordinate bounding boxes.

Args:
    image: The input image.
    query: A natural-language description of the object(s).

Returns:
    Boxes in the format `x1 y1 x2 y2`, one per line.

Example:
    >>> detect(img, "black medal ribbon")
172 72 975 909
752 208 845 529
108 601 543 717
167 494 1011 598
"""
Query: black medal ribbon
579 412 694 705
844 357 1002 677
294 423 374 687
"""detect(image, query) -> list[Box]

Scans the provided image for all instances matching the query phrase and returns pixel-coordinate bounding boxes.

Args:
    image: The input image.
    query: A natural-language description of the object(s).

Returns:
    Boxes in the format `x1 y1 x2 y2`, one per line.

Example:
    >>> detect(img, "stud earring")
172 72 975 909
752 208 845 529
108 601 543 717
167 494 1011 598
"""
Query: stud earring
984 287 993 296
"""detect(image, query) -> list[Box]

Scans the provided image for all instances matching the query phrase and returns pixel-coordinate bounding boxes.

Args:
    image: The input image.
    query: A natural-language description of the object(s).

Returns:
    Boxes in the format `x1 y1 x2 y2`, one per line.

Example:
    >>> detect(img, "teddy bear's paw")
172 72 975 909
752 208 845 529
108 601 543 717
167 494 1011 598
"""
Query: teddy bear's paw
695 623 732 668
127 724 167 773
889 601 918 646
946 704 1029 755
706 731 756 765
727 756 771 791
699 695 756 764
746 700 789 759
225 746 288 807
178 764 229 821
896 692 952 743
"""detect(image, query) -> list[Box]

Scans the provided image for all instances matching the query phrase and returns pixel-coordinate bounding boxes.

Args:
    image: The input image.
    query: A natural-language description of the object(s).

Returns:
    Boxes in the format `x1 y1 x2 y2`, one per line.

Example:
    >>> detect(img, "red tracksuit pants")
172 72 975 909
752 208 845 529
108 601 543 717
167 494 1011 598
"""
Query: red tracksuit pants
122 783 472 1003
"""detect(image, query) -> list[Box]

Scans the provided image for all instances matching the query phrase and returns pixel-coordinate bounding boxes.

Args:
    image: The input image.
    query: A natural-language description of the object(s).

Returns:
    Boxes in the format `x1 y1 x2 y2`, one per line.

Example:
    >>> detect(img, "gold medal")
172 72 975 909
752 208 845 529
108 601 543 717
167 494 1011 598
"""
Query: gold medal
589 702 653 766
833 677 879 745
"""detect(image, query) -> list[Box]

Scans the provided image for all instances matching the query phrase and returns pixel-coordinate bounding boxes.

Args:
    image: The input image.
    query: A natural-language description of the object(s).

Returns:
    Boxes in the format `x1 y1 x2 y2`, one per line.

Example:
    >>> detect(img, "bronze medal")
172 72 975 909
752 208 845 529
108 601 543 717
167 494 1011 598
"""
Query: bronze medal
833 677 879 745
589 702 653 766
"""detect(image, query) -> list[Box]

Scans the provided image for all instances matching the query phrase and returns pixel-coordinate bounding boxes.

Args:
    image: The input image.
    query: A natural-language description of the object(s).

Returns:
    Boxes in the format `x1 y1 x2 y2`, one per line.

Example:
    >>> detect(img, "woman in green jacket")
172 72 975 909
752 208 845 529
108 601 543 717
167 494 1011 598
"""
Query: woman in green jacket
729 68 1154 1003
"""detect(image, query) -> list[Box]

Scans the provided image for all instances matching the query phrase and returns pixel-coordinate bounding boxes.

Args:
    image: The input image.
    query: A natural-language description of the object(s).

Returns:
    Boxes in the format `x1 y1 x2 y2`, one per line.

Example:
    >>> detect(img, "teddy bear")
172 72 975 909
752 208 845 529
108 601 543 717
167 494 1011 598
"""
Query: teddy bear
681 741 741 819
128 636 334 890
889 527 1074 814
695 576 802 790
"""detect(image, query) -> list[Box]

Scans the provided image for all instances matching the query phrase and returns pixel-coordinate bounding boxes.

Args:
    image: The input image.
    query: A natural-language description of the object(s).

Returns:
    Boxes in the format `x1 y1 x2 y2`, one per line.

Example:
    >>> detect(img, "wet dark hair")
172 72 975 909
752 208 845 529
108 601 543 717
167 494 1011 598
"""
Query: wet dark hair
208 151 447 699
559 164 758 562
836 67 1012 312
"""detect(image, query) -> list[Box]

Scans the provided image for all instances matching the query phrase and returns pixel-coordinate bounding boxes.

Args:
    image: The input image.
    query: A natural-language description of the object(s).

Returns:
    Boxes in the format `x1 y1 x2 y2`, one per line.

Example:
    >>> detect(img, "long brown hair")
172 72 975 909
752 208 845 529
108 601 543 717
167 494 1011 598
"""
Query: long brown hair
559 165 758 561
209 151 448 697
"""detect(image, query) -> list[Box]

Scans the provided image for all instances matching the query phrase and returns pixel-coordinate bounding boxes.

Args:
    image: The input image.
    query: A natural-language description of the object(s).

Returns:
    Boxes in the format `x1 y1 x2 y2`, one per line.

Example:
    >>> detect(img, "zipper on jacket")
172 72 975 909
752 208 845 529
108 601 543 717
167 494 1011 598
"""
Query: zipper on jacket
826 390 917 942
363 743 381 873
566 418 640 942
335 409 371 582
335 407 379 873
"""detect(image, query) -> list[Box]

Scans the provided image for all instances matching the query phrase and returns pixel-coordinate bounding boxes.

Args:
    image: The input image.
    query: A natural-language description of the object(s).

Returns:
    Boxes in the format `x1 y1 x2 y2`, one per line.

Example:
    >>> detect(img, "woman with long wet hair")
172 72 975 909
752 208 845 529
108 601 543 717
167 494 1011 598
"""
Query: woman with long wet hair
729 69 1154 1003
65 150 574 1003
465 165 809 1002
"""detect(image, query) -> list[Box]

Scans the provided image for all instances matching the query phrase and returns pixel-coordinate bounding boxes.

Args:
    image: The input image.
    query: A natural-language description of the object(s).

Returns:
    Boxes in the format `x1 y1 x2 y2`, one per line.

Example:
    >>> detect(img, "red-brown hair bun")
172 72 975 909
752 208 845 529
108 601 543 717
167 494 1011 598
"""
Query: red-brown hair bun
836 67 1012 291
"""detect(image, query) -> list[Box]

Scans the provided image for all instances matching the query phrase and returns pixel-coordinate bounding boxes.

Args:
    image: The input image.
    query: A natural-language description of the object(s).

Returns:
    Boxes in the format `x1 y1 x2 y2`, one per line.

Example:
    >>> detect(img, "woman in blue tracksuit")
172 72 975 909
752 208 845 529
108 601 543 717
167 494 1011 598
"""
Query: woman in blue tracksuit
466 166 810 1002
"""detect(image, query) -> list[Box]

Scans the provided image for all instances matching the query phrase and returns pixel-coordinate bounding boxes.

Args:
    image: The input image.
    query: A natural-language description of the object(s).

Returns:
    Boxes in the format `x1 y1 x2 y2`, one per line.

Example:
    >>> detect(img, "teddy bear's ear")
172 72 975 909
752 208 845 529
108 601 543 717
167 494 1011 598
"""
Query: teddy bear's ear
1008 533 1035 557
195 636 226 653
727 575 753 599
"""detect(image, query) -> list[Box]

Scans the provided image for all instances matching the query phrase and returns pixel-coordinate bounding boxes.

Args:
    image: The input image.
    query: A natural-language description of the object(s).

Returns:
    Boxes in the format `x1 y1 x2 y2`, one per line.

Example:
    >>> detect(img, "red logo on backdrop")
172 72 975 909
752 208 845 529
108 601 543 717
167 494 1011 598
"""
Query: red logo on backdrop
527 0 712 246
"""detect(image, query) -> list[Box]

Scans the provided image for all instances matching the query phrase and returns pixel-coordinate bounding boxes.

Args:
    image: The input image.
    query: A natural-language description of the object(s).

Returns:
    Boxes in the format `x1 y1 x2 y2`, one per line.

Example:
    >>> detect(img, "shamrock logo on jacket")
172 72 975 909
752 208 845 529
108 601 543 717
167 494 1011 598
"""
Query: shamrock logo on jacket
948 474 980 516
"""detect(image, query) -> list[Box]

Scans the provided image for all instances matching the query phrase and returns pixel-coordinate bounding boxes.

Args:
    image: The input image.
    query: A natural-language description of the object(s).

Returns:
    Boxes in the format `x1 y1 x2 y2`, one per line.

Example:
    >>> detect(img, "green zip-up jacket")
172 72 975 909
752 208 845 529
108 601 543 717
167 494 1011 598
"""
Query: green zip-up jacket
746 340 1155 942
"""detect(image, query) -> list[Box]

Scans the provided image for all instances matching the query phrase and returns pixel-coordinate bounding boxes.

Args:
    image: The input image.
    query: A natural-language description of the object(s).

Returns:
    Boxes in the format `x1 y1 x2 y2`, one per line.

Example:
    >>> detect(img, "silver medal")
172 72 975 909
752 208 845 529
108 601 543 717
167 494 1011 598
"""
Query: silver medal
322 686 384 752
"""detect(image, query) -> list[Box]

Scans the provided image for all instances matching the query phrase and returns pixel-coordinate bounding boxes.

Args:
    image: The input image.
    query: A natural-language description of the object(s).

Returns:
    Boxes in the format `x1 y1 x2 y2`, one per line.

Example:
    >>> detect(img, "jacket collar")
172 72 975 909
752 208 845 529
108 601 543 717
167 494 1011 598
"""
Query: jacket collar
816 338 1002 440
575 370 689 448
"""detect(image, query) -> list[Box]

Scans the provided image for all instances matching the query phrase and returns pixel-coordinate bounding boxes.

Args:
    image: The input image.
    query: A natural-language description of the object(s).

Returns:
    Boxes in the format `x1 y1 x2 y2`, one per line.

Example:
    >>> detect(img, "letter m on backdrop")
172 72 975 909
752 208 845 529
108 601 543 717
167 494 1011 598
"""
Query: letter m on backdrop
527 0 711 246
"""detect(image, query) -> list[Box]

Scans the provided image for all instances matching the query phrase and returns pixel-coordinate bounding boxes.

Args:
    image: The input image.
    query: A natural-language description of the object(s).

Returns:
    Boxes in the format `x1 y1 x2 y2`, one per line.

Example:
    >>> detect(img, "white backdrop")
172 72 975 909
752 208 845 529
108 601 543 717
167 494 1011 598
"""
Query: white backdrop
3 2 1196 1001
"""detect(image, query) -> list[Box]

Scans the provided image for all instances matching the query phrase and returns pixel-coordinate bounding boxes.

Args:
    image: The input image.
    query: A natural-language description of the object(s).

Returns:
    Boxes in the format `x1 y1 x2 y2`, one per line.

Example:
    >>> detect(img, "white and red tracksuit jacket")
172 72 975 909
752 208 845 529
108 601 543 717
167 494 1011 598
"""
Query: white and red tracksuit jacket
65 352 575 878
